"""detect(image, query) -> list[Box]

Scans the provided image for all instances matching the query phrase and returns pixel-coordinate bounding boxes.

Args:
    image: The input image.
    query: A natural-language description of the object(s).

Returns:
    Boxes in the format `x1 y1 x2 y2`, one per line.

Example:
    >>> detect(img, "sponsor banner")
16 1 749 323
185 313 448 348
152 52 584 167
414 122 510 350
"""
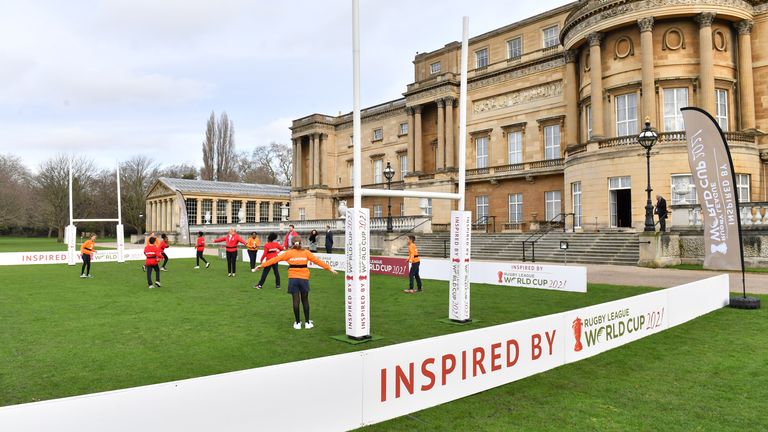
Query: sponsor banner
0 248 196 266
666 274 729 327
345 208 371 339
419 258 587 293
682 108 742 270
115 225 125 263
449 211 472 321
66 225 77 266
370 256 408 277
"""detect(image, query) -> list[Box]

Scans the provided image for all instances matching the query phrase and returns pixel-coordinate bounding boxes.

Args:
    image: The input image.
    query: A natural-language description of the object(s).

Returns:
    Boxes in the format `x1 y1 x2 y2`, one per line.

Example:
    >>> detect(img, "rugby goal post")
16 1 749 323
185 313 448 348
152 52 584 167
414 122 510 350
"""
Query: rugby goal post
66 158 125 265
345 3 471 340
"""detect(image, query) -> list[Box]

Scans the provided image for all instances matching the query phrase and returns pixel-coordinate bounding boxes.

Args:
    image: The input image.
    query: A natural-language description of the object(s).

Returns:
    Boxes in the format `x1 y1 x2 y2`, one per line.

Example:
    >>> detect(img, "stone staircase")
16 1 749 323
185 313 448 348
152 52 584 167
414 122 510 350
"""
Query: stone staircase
397 231 640 266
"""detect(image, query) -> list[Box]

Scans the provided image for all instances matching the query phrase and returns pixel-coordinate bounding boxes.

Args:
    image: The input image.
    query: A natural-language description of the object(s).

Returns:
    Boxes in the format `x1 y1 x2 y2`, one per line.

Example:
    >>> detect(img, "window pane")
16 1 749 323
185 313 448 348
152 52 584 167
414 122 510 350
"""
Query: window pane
476 137 489 168
544 125 560 160
508 131 522 164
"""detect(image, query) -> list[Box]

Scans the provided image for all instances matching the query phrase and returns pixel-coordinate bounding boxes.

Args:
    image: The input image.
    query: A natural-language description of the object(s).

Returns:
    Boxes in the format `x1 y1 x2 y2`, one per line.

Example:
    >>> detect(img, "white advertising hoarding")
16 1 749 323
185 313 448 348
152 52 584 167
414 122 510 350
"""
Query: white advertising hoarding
449 211 472 322
345 208 371 339
0 248 197 266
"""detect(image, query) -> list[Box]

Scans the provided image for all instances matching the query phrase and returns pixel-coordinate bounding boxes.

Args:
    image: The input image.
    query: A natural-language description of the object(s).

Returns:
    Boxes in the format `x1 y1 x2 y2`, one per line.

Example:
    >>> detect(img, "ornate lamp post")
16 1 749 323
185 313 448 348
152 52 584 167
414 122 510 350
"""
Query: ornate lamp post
383 161 395 232
638 118 659 232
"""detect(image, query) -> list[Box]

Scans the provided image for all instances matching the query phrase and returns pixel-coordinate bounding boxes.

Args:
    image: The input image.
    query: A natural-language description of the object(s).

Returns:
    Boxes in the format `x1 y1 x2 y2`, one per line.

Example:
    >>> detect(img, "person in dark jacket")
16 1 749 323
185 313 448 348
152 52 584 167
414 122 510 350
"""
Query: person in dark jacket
655 195 668 232
308 229 318 252
325 225 334 254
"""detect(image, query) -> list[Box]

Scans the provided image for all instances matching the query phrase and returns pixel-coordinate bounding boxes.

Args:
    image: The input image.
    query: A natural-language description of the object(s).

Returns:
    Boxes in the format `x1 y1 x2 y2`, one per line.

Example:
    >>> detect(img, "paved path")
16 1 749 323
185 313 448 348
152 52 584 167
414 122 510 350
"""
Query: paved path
584 263 768 295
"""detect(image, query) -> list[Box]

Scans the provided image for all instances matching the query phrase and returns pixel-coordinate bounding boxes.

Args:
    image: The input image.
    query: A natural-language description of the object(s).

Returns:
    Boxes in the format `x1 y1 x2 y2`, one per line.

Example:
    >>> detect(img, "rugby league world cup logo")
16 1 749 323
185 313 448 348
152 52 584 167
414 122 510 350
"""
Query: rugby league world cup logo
497 271 503 283
572 317 583 352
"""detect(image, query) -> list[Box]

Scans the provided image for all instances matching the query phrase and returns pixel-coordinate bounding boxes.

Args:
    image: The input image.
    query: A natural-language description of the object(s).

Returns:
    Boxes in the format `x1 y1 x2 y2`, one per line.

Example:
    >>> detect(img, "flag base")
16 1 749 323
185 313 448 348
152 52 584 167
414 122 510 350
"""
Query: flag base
729 296 761 310
330 334 382 345
438 318 478 326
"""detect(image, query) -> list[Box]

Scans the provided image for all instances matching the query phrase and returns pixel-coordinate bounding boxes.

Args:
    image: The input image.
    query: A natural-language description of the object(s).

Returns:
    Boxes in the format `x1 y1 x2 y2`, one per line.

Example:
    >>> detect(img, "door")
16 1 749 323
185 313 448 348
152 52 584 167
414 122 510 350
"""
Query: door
616 189 632 227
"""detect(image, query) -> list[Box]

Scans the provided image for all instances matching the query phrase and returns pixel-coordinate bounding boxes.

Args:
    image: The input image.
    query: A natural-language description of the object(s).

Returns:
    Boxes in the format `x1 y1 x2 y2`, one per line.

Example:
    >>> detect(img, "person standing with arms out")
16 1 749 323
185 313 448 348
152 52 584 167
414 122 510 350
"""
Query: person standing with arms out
255 232 283 290
257 236 337 329
655 194 668 232
194 231 210 269
308 229 319 252
246 232 261 272
325 225 334 254
143 237 163 289
404 235 422 293
79 234 96 278
214 228 246 277
159 233 170 271
283 224 298 249
142 231 155 272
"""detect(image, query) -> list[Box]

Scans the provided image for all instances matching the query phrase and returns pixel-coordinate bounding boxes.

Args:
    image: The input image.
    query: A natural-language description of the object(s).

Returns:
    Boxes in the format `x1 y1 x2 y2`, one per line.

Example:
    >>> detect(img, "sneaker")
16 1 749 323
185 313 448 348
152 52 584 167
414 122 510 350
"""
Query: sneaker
403 289 414 293
86 275 93 278
276 286 280 289
251 268 256 273
305 321 314 329
227 273 232 277
142 266 146 271
160 267 168 272
155 281 162 287
205 262 210 268
254 285 262 290
193 266 200 269
80 274 86 278
232 274 236 277
149 285 154 289
293 322 302 330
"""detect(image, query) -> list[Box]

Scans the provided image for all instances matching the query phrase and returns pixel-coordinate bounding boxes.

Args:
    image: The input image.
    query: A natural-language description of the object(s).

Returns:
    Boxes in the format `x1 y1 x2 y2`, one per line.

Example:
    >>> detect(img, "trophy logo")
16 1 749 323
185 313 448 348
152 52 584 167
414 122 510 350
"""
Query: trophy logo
572 317 583 352
497 271 503 283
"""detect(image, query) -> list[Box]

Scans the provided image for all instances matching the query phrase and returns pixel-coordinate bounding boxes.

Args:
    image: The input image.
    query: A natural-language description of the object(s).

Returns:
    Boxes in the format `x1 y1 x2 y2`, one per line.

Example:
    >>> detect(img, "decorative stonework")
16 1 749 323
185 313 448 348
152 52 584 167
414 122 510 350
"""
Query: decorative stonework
405 83 455 102
637 17 654 32
468 57 565 90
587 32 603 47
662 27 686 50
564 49 579 63
472 81 563 114
694 12 716 28
735 19 753 35
614 36 635 59
712 28 728 51
443 96 456 107
436 98 445 108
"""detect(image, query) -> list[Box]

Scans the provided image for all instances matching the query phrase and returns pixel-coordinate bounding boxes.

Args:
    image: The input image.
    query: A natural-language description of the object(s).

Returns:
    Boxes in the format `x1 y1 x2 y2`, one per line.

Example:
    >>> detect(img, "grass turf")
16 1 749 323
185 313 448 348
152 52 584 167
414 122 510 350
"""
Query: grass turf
0 237 120 252
1 258 765 430
669 263 768 273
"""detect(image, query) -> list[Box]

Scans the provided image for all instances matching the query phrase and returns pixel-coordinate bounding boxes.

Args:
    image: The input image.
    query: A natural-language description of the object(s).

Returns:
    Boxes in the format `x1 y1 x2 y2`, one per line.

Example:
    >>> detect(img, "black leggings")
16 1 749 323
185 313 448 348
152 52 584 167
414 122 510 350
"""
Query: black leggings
409 262 422 291
257 265 281 287
248 250 258 269
292 292 310 323
226 251 237 274
81 254 91 275
161 252 169 268
146 264 160 285
196 251 208 266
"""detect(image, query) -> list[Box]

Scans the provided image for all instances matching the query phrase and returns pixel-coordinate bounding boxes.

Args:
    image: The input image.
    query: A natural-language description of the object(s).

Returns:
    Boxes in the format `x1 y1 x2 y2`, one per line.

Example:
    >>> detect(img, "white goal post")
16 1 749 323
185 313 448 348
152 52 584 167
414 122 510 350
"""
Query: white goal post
345 3 472 340
66 158 125 265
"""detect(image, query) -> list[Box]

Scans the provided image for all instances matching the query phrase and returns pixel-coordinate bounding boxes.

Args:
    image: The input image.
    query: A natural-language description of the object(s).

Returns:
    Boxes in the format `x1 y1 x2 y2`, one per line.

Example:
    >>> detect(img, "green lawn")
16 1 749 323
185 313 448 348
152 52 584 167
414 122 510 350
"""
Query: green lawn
669 263 768 273
1 258 765 431
0 236 120 252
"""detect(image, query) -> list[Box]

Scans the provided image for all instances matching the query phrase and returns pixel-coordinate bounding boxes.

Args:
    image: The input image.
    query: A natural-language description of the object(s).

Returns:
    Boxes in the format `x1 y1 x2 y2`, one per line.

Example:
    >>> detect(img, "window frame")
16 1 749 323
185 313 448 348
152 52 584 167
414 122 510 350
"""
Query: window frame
507 130 523 164
373 204 383 218
398 122 408 136
543 124 561 160
716 88 729 131
663 87 689 131
475 136 489 168
508 193 523 224
737 173 751 203
545 190 562 221
373 159 383 184
475 48 489 68
571 182 582 228
670 174 698 205
372 127 383 141
543 25 559 48
507 36 523 59
476 195 489 220
615 92 639 136
430 62 441 74
399 153 408 179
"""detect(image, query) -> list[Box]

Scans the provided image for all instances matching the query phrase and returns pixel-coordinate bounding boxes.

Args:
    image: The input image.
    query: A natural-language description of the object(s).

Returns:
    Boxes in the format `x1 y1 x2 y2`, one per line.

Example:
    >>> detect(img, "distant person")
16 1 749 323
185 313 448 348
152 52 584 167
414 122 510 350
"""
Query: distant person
257 236 337 329
283 224 298 249
159 233 170 271
194 231 210 269
142 231 155 272
404 235 422 293
79 234 96 278
308 229 319 252
247 232 261 272
255 232 283 290
655 194 668 232
214 228 247 277
143 236 162 289
325 225 334 254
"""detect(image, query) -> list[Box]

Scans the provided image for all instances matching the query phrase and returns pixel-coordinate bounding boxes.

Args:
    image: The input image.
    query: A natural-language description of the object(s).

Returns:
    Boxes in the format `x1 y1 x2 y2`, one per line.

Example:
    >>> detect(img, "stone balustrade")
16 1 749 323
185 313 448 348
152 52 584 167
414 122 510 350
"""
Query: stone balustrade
671 202 768 229
190 215 432 235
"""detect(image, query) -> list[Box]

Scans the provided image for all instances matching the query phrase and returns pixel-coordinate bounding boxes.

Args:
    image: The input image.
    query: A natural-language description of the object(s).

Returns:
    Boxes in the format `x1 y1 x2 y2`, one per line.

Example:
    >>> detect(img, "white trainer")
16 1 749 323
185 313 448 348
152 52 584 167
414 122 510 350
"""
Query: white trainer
193 266 200 269
305 321 314 329
205 262 210 268
251 268 256 273
80 274 87 278
293 322 302 330
160 267 168 272
149 285 154 289
155 281 162 287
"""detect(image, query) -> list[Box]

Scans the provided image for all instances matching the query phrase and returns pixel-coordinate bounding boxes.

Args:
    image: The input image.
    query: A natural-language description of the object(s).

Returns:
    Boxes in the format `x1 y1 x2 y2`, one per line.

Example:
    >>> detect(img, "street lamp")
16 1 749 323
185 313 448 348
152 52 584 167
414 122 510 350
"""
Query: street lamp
383 161 395 232
638 117 658 232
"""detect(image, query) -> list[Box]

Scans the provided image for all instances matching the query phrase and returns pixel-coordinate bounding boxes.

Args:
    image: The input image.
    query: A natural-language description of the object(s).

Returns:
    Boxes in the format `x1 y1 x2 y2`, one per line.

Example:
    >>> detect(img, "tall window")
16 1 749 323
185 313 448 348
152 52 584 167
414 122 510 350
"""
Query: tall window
663 88 688 131
373 204 383 218
259 202 270 222
545 191 562 221
508 193 523 224
737 174 751 202
615 93 638 136
475 48 488 68
399 122 408 135
430 62 441 74
216 201 227 224
543 25 559 48
400 203 405 216
544 125 560 160
571 182 582 228
299 208 305 221
716 89 729 131
475 136 489 168
272 203 283 221
373 159 383 183
425 198 432 216
201 199 212 224
185 199 197 225
670 174 697 205
476 196 489 220
231 200 242 223
348 162 354 185
372 128 383 141
507 37 522 59
586 105 593 140
246 201 257 223
399 154 408 179
508 131 522 164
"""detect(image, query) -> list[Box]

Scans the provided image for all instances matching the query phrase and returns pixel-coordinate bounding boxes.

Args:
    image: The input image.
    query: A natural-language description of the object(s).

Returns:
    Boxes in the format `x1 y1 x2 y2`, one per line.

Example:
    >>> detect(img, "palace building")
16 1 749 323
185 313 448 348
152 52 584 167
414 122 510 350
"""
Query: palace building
290 0 768 231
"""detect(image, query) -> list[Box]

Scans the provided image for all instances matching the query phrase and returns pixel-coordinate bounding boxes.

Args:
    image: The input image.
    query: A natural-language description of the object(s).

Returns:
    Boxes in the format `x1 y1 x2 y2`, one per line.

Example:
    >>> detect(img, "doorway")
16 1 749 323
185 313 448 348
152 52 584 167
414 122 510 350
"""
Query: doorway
609 176 632 228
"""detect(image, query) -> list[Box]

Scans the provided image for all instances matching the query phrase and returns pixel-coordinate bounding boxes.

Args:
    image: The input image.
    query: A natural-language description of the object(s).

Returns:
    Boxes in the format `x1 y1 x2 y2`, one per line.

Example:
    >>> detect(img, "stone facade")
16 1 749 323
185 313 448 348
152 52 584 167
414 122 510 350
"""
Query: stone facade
291 0 768 231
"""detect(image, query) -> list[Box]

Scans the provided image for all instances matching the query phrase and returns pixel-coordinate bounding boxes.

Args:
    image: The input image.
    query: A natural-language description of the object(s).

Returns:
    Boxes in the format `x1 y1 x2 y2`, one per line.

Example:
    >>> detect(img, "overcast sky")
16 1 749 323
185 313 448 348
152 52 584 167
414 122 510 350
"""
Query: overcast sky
0 0 571 172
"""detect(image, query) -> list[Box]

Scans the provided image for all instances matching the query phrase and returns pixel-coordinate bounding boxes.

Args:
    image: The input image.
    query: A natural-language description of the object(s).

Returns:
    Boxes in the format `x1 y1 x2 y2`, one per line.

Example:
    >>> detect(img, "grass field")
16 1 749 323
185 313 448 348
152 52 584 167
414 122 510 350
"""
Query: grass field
0 237 121 252
1 257 765 430
670 263 768 273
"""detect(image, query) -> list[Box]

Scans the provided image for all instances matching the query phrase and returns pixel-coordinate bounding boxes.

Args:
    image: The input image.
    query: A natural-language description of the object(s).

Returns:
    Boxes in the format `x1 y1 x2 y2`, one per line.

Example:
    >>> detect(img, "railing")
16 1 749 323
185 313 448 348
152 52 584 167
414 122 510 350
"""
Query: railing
472 215 497 233
521 213 574 262
191 215 430 234
566 144 587 156
503 222 528 231
466 158 564 177
466 45 564 80
597 131 756 150
671 202 768 229
432 223 450 232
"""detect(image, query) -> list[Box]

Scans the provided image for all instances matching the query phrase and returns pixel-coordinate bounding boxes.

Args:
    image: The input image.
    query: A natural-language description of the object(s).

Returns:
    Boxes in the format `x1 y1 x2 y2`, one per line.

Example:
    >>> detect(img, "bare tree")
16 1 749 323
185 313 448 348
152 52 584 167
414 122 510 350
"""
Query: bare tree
0 154 35 231
120 155 159 235
36 154 94 241
247 142 292 186
272 143 293 186
160 163 198 180
216 111 237 181
201 111 216 180
90 168 119 237
237 150 276 184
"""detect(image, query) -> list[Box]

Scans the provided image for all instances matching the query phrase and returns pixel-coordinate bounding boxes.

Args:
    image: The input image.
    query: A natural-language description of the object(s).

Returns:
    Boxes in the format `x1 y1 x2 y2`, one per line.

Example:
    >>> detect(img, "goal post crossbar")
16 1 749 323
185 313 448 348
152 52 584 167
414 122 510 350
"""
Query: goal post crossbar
73 218 120 223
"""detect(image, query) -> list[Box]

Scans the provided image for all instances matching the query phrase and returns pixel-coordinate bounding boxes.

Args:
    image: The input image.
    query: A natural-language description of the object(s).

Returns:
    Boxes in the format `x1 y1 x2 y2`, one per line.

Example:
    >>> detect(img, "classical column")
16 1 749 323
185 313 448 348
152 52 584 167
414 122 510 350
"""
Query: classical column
436 99 445 171
695 12 716 115
588 32 605 139
564 50 580 146
297 137 303 187
169 198 174 232
406 107 415 173
196 198 202 225
317 134 324 185
226 200 233 224
308 134 316 186
736 20 756 130
153 201 158 231
291 139 297 188
212 199 218 224
414 105 423 172
313 134 321 185
445 97 455 169
160 200 166 232
638 17 657 126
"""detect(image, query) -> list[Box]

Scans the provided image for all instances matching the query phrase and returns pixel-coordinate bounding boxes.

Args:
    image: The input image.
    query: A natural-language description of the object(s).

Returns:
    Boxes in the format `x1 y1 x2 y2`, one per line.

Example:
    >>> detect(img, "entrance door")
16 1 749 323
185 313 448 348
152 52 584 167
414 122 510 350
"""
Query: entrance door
608 176 632 228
